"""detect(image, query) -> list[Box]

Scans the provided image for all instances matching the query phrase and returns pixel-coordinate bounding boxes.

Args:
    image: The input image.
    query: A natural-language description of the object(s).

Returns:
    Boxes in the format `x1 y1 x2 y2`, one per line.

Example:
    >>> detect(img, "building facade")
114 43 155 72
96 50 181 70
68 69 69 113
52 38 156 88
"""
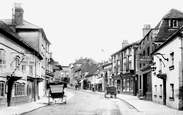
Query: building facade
151 26 183 110
2 3 52 97
0 21 42 108
121 41 139 96
137 9 183 101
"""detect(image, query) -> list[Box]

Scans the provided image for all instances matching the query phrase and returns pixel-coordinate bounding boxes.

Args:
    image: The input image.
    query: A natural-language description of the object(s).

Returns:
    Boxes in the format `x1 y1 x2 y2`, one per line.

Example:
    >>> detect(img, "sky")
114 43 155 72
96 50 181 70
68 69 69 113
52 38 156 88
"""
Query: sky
0 0 183 66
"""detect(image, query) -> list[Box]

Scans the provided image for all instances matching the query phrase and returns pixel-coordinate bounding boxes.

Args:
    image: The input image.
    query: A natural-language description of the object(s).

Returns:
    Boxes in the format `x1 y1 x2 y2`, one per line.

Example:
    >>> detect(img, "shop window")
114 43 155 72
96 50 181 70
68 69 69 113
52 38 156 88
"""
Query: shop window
127 79 129 91
0 49 6 74
169 84 174 101
0 81 5 97
154 85 157 97
159 84 162 99
129 78 133 91
123 79 126 91
14 83 25 96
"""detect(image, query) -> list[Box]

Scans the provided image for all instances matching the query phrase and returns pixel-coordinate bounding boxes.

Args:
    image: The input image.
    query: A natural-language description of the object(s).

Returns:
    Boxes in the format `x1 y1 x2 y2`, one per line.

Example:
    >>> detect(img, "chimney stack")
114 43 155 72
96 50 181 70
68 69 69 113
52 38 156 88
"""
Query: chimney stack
122 40 129 48
12 3 24 25
143 24 151 37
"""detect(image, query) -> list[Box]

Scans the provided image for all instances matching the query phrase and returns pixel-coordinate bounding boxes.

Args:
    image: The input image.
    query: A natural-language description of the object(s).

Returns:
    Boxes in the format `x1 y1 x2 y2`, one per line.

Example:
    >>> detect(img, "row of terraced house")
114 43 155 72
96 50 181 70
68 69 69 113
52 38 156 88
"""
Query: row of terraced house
71 8 183 110
0 4 63 108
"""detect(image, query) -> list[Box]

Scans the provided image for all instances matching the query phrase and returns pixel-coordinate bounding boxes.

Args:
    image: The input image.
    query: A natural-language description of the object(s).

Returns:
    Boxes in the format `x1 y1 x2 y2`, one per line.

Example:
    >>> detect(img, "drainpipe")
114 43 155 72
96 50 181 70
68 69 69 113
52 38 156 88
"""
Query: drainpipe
180 35 183 110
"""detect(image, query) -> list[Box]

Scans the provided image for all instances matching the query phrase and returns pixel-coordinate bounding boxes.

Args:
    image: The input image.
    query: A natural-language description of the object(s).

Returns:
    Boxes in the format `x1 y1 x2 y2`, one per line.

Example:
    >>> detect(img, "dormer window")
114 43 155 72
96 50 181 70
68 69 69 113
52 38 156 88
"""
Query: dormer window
169 19 178 28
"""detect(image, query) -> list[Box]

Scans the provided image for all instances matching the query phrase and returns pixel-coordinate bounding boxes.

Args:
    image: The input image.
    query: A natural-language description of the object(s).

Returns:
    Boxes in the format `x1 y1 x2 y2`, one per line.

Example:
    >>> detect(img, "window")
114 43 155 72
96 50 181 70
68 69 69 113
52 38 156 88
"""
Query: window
0 49 6 74
123 63 126 72
154 85 157 97
129 48 132 56
15 55 20 70
0 81 5 97
123 79 126 91
124 51 126 58
159 59 162 73
159 84 162 98
147 47 150 55
22 65 26 73
169 52 174 70
169 84 174 101
14 83 25 96
169 19 178 28
129 78 133 91
29 65 33 75
129 61 132 70
126 79 129 91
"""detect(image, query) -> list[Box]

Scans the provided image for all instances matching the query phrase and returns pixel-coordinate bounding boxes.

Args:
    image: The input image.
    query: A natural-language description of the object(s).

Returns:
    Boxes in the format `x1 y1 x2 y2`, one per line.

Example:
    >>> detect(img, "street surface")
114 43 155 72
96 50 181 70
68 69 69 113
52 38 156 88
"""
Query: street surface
22 88 137 115
21 88 183 115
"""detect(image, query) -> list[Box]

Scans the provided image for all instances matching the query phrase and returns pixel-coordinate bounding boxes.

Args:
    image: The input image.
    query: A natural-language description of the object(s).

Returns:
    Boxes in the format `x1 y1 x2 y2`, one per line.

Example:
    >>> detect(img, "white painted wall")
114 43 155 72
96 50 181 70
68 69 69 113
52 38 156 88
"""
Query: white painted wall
152 36 181 109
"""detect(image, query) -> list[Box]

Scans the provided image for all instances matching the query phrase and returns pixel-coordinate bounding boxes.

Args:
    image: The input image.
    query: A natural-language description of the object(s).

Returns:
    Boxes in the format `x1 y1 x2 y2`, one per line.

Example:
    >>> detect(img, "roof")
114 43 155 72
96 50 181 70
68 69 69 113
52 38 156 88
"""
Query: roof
154 9 183 42
151 26 183 54
1 19 51 45
163 8 183 19
53 61 62 70
111 40 140 56
0 21 43 59
85 64 98 77
154 20 178 42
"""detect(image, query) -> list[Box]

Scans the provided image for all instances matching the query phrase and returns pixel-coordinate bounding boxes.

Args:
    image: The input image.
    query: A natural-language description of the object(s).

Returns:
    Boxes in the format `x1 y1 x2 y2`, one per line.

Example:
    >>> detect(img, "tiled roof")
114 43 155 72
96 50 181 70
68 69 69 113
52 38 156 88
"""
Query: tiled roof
154 9 183 42
163 8 183 19
85 64 98 77
0 21 42 59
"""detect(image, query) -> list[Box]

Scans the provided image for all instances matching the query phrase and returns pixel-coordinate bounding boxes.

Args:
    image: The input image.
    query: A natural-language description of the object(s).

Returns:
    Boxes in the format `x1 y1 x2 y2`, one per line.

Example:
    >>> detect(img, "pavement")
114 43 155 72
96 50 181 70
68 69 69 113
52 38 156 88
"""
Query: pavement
0 91 74 115
0 87 183 115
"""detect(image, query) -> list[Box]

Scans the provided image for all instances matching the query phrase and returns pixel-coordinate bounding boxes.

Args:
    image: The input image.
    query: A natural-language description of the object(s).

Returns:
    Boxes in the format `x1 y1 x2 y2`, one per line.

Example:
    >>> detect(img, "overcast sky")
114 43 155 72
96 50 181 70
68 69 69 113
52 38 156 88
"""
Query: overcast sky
0 0 183 65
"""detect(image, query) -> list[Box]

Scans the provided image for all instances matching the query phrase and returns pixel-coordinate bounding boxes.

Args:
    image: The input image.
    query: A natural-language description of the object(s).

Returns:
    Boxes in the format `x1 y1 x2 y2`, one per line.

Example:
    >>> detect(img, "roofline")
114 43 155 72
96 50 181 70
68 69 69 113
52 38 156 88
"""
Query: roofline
111 40 140 56
151 26 183 54
0 21 43 60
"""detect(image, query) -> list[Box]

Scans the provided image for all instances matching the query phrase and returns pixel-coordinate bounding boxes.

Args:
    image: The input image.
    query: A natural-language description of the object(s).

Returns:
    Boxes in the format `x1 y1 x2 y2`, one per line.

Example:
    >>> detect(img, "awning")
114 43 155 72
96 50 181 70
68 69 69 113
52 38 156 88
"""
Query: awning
36 77 44 82
8 76 22 81
79 79 84 83
157 73 167 80
27 76 35 81
112 75 121 80
96 78 102 84
27 76 44 82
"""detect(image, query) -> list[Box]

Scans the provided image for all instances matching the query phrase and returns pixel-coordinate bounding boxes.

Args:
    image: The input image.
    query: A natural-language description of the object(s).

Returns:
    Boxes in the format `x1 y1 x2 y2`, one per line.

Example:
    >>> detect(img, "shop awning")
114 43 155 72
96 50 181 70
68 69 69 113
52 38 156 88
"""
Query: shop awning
8 75 22 81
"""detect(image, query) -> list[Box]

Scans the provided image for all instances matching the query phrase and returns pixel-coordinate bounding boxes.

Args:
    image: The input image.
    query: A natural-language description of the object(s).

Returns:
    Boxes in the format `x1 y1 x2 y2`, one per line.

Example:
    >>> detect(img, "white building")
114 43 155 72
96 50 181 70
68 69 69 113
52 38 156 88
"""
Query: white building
151 27 183 110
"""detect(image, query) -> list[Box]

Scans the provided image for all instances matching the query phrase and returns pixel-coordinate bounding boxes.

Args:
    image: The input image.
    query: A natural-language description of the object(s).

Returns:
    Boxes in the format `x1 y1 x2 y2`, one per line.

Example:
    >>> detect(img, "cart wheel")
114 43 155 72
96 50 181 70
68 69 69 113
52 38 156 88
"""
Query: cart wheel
48 95 50 105
64 96 67 104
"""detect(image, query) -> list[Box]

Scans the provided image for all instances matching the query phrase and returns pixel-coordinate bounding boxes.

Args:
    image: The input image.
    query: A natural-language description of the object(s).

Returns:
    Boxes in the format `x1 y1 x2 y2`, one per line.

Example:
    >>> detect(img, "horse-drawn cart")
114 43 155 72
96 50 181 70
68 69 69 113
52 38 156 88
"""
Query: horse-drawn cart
48 81 67 105
104 86 117 98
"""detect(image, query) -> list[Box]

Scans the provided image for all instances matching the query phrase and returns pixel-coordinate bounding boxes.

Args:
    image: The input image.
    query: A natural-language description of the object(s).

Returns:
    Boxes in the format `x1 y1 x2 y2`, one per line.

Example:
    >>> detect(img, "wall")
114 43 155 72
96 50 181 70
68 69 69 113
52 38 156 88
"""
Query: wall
152 37 181 109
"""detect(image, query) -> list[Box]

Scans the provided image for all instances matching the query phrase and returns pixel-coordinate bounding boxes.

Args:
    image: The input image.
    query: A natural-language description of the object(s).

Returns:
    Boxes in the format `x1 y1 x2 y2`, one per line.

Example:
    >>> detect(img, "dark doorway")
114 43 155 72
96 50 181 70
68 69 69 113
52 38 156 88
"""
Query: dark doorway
143 74 147 96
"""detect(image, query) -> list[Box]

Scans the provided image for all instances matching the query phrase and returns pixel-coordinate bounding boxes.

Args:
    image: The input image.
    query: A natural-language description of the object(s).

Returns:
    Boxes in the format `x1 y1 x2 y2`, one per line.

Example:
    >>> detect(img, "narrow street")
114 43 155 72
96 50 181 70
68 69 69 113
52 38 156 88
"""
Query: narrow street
22 88 137 115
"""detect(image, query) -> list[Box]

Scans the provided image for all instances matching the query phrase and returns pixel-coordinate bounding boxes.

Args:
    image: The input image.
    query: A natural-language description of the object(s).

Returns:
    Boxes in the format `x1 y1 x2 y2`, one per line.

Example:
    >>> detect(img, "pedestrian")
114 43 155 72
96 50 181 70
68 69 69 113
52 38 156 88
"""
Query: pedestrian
92 85 95 92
